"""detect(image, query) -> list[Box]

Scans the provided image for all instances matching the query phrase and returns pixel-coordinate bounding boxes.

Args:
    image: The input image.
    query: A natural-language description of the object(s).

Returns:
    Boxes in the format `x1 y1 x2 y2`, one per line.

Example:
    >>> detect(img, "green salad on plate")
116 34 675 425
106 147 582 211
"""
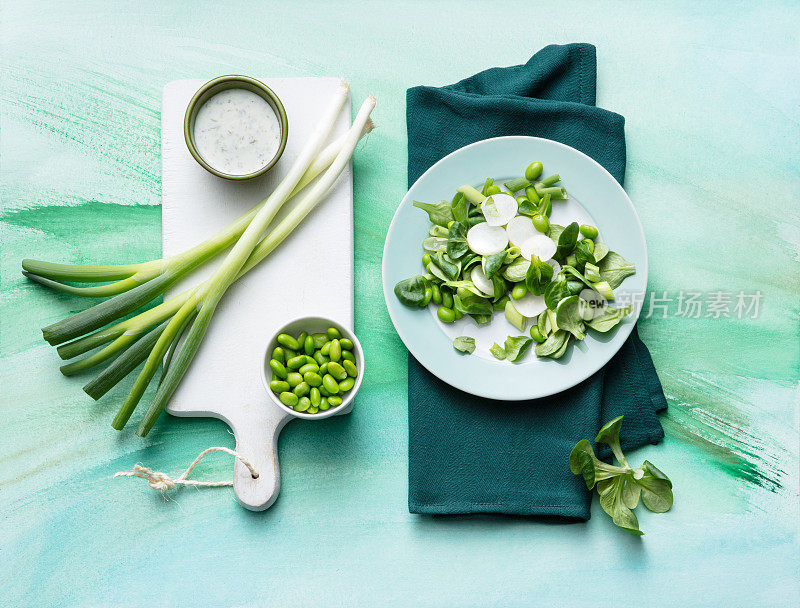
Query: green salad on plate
394 161 637 361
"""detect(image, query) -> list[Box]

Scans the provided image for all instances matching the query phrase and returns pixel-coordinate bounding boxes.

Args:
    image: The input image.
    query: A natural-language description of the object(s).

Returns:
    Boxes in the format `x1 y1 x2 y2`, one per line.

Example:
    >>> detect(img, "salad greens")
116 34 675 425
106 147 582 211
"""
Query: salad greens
502 335 534 362
490 343 506 360
394 161 638 362
569 416 674 535
412 200 453 226
452 336 476 354
597 251 637 289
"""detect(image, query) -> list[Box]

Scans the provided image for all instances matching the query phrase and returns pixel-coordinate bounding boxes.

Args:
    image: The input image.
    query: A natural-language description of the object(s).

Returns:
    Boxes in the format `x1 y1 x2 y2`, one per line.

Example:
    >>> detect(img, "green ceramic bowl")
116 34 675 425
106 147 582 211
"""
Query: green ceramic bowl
183 75 288 180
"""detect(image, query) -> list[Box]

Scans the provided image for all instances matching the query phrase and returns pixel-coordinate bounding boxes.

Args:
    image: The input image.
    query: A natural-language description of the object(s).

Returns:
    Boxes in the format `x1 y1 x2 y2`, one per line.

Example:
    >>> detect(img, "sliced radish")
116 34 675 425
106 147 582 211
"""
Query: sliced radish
470 266 495 297
520 234 556 261
467 222 508 256
547 259 561 277
513 293 547 317
505 215 537 248
481 194 517 226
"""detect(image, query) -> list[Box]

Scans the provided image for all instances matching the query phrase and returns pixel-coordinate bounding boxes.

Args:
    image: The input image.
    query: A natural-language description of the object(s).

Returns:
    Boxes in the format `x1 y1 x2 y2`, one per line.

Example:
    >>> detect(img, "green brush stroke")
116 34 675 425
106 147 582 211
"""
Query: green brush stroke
658 368 796 494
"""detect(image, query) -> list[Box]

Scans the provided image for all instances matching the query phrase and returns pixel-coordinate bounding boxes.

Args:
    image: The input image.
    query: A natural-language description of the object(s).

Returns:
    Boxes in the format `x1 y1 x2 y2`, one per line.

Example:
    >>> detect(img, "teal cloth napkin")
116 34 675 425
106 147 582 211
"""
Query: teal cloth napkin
406 44 667 518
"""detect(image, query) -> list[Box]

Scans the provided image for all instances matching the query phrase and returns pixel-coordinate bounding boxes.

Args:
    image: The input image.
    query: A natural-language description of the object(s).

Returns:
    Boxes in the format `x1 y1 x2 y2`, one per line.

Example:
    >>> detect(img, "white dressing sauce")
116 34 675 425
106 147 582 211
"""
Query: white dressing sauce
194 88 281 175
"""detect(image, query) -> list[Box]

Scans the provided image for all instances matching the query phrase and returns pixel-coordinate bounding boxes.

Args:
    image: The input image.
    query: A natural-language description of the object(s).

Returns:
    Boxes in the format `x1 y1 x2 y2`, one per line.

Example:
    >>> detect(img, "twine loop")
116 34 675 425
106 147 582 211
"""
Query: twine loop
114 446 258 491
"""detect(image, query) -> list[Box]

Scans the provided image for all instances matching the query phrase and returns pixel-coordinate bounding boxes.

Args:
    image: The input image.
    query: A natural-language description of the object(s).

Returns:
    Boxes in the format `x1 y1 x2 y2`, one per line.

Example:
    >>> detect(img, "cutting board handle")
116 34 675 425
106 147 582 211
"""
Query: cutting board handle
230 410 291 511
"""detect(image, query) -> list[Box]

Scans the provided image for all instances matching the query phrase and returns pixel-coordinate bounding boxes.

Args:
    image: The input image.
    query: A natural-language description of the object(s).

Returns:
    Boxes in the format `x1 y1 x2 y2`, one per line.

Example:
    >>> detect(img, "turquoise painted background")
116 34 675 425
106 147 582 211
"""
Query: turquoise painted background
1 1 798 606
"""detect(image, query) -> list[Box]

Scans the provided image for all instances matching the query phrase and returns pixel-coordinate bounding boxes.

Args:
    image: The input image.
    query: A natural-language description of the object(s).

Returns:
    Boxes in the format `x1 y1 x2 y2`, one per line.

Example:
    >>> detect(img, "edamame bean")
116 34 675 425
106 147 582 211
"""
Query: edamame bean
283 348 297 360
442 290 454 309
339 338 354 350
319 398 330 411
327 327 341 340
338 377 355 392
307 406 319 414
328 396 342 407
303 335 315 356
270 380 290 394
341 351 355 363
319 362 329 376
329 339 341 362
295 396 311 412
512 283 527 300
525 186 540 204
314 351 329 366
286 372 303 387
322 374 340 394
277 333 300 350
582 238 594 253
310 388 321 407
421 286 432 307
516 195 529 205
293 381 310 398
532 214 549 233
437 306 456 323
286 355 306 370
342 359 358 378
565 254 578 267
298 362 319 375
529 326 547 343
319 385 331 397
422 253 432 268
525 161 543 182
327 362 347 381
431 283 442 305
269 359 288 379
304 372 322 387
271 347 285 364
579 224 598 239
297 332 308 348
485 184 501 196
321 342 331 356
279 392 298 407
312 333 329 348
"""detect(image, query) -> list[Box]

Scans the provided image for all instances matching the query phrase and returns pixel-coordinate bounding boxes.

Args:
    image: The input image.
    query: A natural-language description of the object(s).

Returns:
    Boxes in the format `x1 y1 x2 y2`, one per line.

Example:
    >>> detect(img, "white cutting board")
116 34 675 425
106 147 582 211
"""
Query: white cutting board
161 78 354 510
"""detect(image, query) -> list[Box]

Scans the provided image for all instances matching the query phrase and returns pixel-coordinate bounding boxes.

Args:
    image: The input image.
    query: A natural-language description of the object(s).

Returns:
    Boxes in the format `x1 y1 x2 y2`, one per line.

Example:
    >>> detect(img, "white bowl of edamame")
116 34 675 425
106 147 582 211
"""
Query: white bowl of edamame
261 316 364 420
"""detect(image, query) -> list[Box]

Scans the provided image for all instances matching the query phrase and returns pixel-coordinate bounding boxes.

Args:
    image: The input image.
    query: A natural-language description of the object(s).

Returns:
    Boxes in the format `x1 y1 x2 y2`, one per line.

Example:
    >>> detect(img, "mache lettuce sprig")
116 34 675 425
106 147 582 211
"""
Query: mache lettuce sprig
569 416 673 535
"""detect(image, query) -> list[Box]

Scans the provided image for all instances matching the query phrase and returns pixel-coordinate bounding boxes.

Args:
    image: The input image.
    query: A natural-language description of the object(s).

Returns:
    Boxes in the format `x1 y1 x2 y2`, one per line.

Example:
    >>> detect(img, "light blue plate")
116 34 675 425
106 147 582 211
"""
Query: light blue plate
381 136 647 400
